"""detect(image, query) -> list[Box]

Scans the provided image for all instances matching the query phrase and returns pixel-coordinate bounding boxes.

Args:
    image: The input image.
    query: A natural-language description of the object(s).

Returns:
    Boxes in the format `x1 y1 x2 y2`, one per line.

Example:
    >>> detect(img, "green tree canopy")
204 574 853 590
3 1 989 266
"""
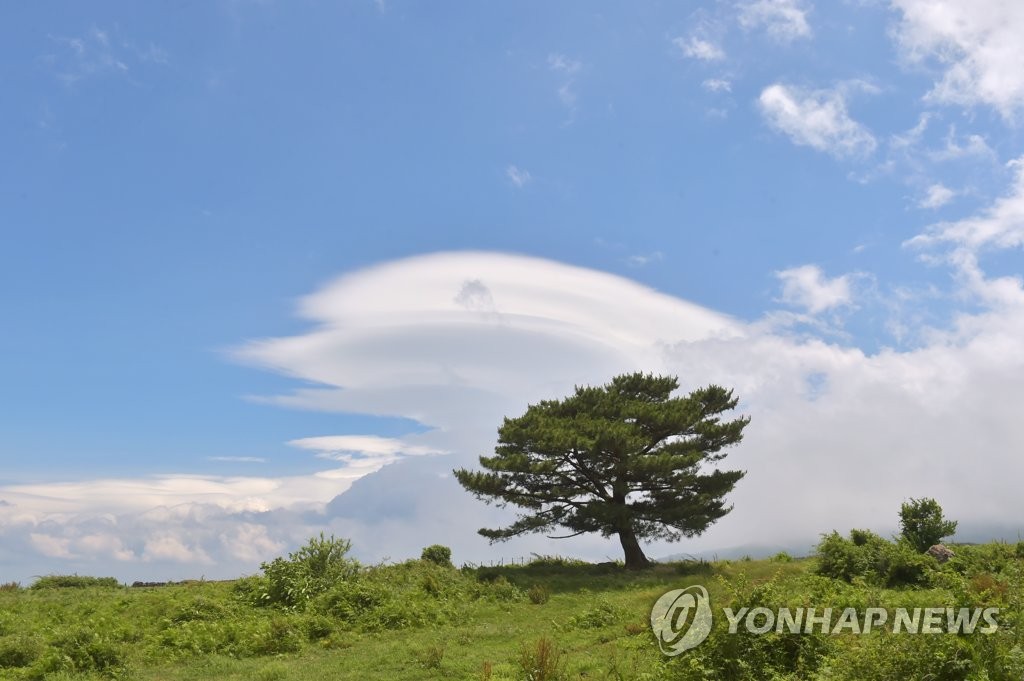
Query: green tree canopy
453 372 750 569
899 497 957 552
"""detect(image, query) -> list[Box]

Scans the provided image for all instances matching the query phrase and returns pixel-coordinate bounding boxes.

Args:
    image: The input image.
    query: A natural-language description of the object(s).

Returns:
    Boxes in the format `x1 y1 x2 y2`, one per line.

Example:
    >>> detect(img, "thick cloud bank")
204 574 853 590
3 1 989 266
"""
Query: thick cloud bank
4 236 1023 582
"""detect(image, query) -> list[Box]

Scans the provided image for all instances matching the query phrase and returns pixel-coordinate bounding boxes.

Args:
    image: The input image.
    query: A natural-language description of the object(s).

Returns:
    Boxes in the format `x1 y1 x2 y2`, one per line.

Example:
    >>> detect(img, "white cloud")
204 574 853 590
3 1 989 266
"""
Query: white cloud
220 524 285 563
0 467 371 518
625 251 665 267
506 164 532 188
547 53 581 75
288 435 444 474
776 265 854 313
909 158 1024 254
143 535 212 564
759 83 877 158
929 127 995 163
861 115 999 189
907 157 1024 306
674 36 726 62
546 54 582 119
738 0 813 42
44 26 166 86
556 83 576 109
208 456 266 463
918 183 956 209
77 534 135 561
891 0 1024 119
30 533 76 559
702 78 733 93
6 232 1024 581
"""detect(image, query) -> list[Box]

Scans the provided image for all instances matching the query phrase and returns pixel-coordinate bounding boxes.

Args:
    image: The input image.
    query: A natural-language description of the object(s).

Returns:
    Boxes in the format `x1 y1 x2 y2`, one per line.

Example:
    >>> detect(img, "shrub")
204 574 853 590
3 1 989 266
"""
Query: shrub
258 533 360 609
527 584 550 604
946 542 1019 577
232 574 270 603
169 597 227 623
30 575 120 589
319 580 391 622
475 568 503 583
421 545 453 567
881 540 934 587
772 551 794 563
518 637 565 681
566 598 623 629
42 627 126 675
815 530 888 583
669 574 835 681
475 575 524 602
0 582 19 592
0 635 43 668
815 530 934 587
253 617 304 656
302 614 336 641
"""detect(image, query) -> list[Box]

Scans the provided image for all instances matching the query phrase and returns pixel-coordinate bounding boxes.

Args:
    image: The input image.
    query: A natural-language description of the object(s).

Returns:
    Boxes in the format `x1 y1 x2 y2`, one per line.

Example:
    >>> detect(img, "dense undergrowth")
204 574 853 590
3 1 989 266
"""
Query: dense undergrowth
1 534 1023 680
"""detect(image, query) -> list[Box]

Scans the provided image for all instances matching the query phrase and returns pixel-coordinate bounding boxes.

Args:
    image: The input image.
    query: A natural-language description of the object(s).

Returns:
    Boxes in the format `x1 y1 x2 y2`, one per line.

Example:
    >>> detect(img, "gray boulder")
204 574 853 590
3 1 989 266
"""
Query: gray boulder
926 544 955 563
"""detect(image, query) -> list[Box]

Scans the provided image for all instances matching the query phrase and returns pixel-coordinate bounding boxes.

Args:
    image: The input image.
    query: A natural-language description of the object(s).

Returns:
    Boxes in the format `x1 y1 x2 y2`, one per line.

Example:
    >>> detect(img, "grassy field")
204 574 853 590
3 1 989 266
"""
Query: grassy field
1 536 1022 680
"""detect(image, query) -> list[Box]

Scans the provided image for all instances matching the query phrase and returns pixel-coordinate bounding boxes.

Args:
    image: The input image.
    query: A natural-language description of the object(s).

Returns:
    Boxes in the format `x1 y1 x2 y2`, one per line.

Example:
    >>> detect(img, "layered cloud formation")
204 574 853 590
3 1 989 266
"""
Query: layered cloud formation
5 195 1024 579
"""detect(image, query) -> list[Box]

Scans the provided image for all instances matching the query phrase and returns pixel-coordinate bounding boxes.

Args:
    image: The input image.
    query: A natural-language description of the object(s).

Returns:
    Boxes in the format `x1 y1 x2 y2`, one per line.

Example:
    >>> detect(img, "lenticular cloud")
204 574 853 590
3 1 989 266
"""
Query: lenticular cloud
236 251 743 429
4 249 1024 583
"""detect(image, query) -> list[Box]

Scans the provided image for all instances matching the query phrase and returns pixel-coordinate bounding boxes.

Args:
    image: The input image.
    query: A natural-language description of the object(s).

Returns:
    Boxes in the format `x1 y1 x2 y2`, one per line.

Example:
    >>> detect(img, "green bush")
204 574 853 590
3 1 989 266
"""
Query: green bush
815 530 885 583
566 598 624 629
474 575 524 602
169 596 227 623
669 574 835 681
817 627 980 681
41 627 126 676
528 584 551 604
319 580 391 622
0 635 43 668
421 544 453 567
258 533 361 609
302 614 336 641
253 616 304 656
946 542 1020 577
814 530 934 587
30 574 120 589
881 540 934 587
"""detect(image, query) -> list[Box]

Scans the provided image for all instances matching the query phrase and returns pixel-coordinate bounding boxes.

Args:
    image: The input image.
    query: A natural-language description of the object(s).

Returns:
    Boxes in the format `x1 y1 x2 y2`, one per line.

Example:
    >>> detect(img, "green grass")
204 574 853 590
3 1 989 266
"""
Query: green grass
1 545 1022 680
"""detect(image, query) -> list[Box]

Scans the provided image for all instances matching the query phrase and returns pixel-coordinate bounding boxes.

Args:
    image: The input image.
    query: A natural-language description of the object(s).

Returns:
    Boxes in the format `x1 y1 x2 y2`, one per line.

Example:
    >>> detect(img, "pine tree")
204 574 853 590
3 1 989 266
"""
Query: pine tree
453 372 750 569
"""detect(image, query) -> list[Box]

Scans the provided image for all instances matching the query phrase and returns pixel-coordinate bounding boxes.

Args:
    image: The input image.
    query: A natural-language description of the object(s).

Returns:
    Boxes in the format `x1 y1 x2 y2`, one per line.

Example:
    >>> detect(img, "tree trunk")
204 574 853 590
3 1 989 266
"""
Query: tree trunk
618 526 651 570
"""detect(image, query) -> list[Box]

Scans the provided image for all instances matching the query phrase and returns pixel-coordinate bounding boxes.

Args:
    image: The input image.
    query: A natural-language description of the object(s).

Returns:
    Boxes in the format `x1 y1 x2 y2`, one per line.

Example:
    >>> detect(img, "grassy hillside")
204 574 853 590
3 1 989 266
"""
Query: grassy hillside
1 539 1022 680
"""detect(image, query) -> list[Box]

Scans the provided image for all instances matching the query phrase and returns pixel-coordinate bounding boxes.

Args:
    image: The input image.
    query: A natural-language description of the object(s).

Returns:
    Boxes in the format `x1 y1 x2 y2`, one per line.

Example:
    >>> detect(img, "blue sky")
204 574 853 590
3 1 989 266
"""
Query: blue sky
2 1 1024 582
